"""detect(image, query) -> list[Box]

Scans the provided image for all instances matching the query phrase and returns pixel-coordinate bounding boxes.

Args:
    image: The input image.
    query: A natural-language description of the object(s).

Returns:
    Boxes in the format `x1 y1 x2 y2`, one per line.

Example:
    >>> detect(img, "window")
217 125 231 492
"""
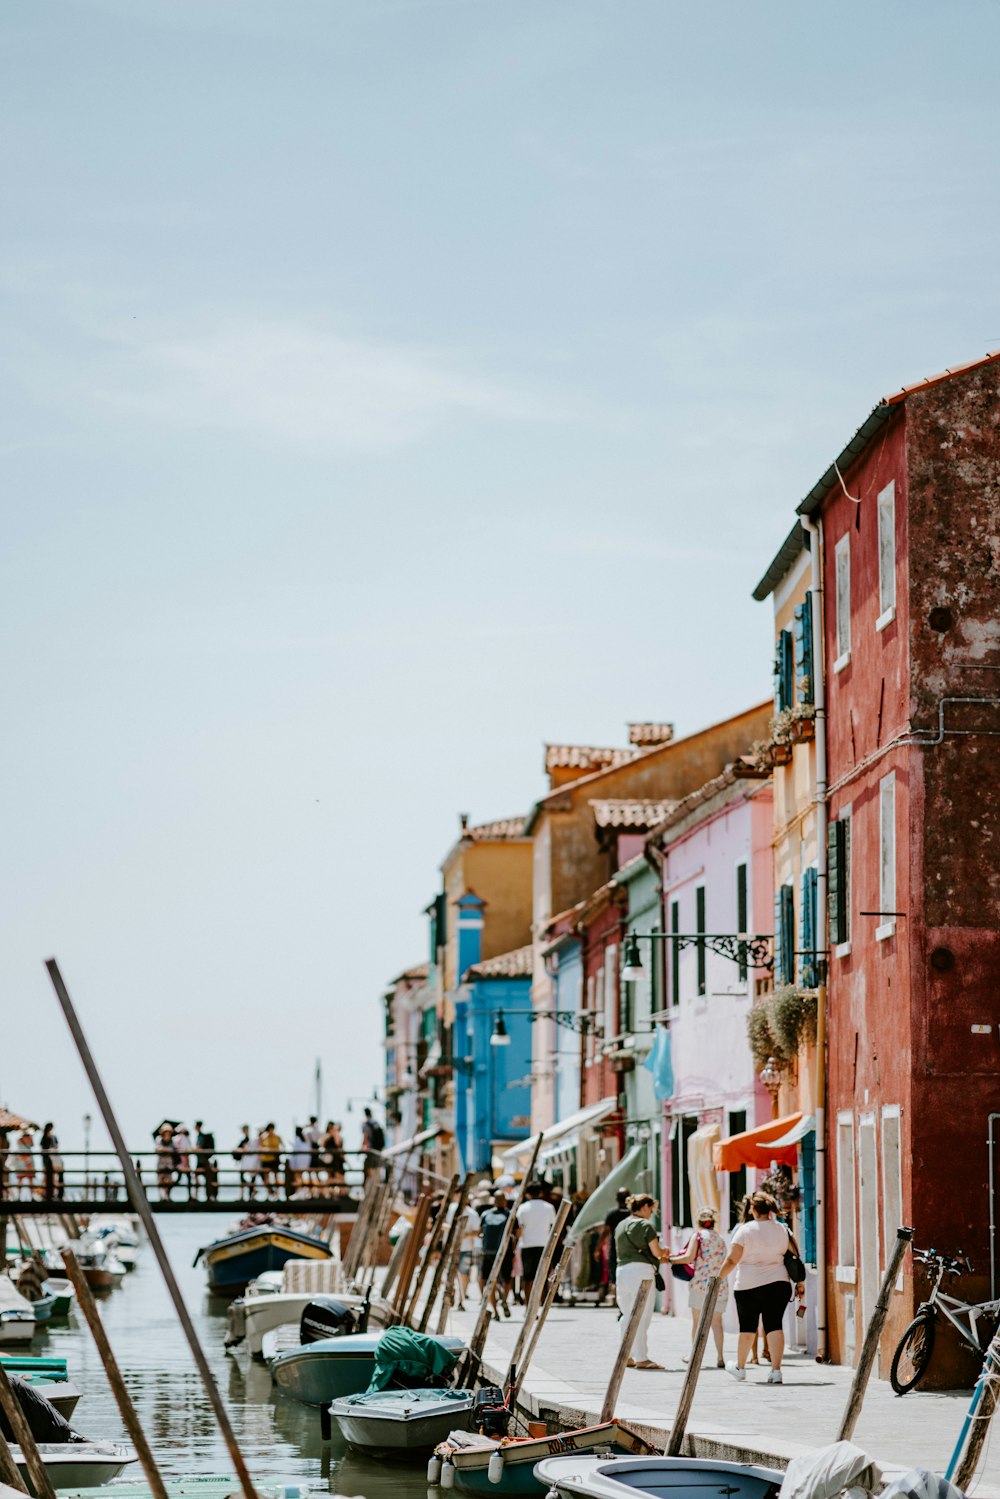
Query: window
828 811 852 949
878 774 896 940
800 865 818 987
595 965 606 1041
735 862 748 982
794 591 815 705
650 925 664 1018
695 885 706 996
671 1113 698 1228
775 628 794 711
585 975 596 1064
877 482 896 626
727 1109 747 1229
670 900 680 1005
774 882 795 986
881 1107 903 1281
604 944 618 1040
837 1112 856 1271
834 534 851 669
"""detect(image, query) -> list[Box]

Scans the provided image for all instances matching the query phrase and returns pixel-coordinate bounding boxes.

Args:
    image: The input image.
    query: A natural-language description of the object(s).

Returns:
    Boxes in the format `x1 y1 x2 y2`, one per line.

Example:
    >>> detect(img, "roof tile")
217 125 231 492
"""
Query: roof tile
463 944 533 981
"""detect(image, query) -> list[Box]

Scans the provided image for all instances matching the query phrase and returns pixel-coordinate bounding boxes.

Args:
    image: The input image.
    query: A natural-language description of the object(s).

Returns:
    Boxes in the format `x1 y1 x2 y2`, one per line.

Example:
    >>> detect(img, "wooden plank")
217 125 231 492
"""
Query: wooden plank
836 1227 913 1442
405 1175 458 1330
0 1362 58 1499
600 1277 654 1425
435 1176 474 1335
461 1132 543 1383
506 1199 572 1385
666 1275 721 1455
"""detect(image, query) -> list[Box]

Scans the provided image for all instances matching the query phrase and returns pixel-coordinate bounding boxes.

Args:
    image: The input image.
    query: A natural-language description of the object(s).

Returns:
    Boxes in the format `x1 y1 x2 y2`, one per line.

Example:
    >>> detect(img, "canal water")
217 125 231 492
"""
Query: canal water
33 1214 423 1498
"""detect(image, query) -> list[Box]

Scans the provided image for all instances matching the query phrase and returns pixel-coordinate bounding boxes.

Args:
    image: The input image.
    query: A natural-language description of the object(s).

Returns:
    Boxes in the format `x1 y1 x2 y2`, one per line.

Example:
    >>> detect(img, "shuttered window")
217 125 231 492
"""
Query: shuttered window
735 862 748 982
775 628 794 710
794 591 815 705
880 775 896 918
828 813 852 946
835 535 851 663
878 482 896 619
774 883 795 986
800 866 818 987
670 900 680 1005
695 885 706 995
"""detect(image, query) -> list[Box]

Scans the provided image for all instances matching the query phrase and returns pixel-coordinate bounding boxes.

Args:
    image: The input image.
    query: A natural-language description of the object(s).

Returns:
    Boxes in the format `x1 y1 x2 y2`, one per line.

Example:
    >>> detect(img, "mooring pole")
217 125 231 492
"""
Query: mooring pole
949 1328 1000 1488
600 1277 655 1424
666 1275 721 1455
45 958 260 1499
836 1226 913 1442
0 1362 58 1499
0 1426 29 1495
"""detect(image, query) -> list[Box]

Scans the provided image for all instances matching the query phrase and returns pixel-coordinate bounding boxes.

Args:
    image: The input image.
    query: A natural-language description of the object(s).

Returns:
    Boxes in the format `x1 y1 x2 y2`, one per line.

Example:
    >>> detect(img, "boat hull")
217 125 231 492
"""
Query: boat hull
198 1229 333 1295
242 1291 391 1358
441 1423 656 1498
532 1456 785 1499
330 1387 475 1456
13 1443 137 1489
0 1318 37 1346
272 1333 465 1407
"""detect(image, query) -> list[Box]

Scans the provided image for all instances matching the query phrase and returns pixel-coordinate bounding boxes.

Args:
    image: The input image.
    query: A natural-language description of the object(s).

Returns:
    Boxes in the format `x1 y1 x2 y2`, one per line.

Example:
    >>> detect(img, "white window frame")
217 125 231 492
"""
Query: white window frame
834 533 851 671
877 773 896 941
877 480 896 629
881 1106 904 1288
836 1110 857 1278
584 975 596 1065
833 803 852 958
603 944 618 1045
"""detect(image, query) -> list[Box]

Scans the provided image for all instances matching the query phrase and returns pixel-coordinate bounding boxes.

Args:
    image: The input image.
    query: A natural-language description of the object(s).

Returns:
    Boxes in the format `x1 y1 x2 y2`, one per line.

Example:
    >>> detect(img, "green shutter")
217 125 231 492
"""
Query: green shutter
794 593 814 706
780 884 795 985
801 867 817 987
773 889 783 985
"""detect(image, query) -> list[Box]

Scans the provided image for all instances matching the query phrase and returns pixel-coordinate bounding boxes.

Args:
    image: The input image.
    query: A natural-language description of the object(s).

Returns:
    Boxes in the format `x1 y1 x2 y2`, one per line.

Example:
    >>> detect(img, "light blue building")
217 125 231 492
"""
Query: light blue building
453 933 533 1173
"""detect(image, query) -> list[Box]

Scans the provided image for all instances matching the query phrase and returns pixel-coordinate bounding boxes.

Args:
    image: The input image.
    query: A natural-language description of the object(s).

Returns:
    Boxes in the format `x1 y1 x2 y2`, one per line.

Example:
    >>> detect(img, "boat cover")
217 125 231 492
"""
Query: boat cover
881 1473 964 1499
367 1328 460 1393
778 1442 882 1499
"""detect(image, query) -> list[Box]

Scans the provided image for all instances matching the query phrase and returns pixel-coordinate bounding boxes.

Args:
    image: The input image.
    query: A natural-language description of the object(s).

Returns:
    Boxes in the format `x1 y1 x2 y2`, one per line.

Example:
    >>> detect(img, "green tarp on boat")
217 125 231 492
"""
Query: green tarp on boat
367 1327 460 1393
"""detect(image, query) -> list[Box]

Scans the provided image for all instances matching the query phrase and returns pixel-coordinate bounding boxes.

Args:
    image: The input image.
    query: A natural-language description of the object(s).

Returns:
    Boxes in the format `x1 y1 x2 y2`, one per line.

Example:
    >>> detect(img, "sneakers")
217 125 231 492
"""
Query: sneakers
725 1362 746 1382
767 1369 783 1384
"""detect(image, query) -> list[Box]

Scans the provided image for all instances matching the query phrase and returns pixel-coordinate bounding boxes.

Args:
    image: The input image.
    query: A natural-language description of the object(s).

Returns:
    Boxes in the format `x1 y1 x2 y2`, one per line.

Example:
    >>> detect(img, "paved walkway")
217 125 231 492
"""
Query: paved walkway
445 1300 998 1494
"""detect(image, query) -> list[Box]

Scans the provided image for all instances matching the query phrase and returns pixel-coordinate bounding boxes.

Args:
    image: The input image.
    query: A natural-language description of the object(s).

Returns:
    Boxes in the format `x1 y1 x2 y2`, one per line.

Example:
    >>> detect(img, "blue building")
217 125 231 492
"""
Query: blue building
453 934 533 1173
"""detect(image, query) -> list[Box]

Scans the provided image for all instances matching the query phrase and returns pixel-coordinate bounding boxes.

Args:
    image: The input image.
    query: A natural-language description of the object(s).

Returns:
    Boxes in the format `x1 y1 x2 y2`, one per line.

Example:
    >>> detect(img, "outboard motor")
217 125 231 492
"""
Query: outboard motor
299 1298 358 1345
472 1385 512 1440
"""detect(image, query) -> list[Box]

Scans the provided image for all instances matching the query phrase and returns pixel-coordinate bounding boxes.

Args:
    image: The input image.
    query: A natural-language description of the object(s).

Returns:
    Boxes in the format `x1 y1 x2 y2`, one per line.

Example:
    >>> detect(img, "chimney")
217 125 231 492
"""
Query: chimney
459 812 470 833
628 722 675 748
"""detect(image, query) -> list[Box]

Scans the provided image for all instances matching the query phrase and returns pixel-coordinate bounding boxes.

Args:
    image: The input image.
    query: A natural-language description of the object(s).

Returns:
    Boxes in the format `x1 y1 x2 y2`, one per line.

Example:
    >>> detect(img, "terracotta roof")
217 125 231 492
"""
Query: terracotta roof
590 798 677 830
463 944 533 981
627 723 675 747
466 816 528 841
544 745 640 773
882 347 1000 406
390 962 429 985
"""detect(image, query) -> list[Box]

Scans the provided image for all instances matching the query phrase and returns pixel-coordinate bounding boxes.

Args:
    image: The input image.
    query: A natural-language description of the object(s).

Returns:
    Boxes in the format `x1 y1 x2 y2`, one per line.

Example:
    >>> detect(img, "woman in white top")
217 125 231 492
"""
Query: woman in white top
718 1191 804 1384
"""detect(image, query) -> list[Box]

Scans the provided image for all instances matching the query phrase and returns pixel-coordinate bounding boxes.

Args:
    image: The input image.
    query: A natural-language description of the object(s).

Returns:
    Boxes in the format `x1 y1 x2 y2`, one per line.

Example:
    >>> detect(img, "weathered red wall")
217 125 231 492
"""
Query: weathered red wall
579 897 626 1115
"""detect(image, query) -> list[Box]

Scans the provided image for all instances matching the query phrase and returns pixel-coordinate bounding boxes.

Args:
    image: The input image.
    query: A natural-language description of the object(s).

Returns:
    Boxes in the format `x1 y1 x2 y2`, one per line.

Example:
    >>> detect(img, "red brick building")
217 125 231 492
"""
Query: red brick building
799 350 1000 1378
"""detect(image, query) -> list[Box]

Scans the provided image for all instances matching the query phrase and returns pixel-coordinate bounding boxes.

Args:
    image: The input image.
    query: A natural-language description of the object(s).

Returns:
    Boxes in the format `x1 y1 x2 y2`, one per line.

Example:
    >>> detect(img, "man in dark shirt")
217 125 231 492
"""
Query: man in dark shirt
480 1190 514 1319
602 1188 631 1304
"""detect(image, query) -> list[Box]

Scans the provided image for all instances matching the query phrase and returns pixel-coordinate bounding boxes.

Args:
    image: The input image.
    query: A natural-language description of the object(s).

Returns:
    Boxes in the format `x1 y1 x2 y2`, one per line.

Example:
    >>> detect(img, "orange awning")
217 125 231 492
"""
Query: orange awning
713 1112 803 1172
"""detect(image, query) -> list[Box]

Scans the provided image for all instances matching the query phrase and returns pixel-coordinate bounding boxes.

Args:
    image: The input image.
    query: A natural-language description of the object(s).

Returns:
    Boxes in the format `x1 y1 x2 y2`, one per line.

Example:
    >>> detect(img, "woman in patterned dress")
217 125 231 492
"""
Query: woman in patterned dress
670 1206 730 1367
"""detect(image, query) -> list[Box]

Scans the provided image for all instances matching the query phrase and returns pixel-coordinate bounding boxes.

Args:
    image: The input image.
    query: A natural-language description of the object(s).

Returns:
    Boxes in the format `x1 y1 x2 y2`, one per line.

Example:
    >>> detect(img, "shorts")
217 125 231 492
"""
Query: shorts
520 1246 544 1282
734 1279 792 1334
458 1250 473 1274
690 1280 729 1313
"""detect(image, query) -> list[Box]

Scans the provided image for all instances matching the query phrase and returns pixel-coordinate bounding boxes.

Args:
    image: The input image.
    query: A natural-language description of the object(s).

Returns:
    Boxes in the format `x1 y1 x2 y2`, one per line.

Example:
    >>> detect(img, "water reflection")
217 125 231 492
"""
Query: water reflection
32 1213 433 1499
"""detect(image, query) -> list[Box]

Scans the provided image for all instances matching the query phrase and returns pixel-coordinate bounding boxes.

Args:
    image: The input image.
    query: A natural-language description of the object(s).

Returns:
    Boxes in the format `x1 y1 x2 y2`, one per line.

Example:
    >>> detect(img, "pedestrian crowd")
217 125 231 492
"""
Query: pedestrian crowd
0 1122 65 1200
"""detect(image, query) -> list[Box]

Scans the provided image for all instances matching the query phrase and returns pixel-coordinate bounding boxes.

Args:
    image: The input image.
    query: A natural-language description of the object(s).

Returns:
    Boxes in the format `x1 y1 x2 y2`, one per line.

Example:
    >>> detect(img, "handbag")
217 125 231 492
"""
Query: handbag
670 1230 699 1282
654 1269 666 1292
784 1228 806 1283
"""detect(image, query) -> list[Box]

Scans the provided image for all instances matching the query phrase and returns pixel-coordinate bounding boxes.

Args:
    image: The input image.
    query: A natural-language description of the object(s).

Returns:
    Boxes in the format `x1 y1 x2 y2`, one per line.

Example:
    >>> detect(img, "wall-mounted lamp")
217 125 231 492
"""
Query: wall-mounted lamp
490 1009 511 1047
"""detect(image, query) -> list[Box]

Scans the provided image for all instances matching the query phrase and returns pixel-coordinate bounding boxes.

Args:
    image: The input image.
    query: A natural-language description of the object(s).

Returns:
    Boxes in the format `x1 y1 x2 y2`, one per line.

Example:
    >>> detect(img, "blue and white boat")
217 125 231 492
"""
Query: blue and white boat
533 1456 784 1499
272 1332 465 1407
194 1224 332 1295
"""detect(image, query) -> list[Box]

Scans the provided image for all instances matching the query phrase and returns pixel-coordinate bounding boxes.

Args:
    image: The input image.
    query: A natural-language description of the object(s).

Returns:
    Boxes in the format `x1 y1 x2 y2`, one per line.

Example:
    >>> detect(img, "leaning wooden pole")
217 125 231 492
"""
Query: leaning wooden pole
506 1200 572 1382
405 1175 458 1329
519 1241 574 1390
342 1179 378 1280
420 1175 470 1332
461 1132 544 1383
600 1277 654 1424
0 1427 29 1496
666 1275 721 1455
0 1362 58 1499
950 1328 1000 1489
390 1192 432 1323
60 1248 170 1499
45 958 260 1499
435 1176 474 1335
836 1227 913 1442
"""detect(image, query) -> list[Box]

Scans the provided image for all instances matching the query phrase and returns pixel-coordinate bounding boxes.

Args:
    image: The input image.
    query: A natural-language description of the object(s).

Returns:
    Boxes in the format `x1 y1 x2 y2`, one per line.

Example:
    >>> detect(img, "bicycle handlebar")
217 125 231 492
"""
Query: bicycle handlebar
913 1247 972 1276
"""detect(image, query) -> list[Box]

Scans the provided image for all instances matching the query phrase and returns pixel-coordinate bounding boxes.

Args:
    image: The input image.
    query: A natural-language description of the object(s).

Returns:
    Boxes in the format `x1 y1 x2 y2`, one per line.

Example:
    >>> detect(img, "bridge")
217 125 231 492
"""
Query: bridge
0 1149 375 1215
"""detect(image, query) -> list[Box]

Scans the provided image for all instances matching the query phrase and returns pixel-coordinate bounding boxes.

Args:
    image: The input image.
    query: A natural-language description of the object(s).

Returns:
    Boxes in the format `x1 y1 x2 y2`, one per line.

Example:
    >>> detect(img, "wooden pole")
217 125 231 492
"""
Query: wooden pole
600 1277 655 1425
354 1182 390 1289
419 1175 469 1332
519 1242 574 1390
390 1193 432 1322
461 1132 544 1382
0 1430 28 1496
0 1363 58 1499
60 1249 169 1499
379 1222 411 1302
435 1176 474 1335
506 1200 572 1382
405 1174 458 1329
666 1275 721 1455
950 1330 1000 1488
44 957 260 1499
836 1227 913 1442
341 1179 378 1280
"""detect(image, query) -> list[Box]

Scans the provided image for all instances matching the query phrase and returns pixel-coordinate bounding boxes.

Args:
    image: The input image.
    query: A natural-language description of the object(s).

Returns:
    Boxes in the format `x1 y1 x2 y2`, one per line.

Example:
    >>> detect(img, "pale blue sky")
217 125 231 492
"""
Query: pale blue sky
4 1 999 1151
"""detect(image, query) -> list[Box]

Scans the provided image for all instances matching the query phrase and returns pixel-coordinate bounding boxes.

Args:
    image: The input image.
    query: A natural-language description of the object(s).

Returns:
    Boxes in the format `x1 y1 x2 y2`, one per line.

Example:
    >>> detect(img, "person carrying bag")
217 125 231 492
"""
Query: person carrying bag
613 1194 671 1371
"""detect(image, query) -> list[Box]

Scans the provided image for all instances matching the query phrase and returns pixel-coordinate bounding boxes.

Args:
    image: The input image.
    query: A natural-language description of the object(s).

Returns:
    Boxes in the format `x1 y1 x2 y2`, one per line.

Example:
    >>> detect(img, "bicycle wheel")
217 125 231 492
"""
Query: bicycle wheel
890 1312 936 1394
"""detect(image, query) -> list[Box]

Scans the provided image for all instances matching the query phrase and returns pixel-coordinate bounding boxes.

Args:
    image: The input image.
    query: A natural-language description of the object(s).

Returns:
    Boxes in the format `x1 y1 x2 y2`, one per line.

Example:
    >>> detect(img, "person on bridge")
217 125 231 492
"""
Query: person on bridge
155 1127 177 1200
361 1108 384 1183
40 1123 64 1200
259 1123 283 1192
14 1128 36 1201
194 1122 216 1200
173 1125 194 1196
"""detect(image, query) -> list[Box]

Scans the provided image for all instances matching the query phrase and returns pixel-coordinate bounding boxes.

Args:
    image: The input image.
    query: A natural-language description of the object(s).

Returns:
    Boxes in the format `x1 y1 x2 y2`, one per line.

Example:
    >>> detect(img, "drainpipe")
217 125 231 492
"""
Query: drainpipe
802 513 829 1362
989 1114 1000 1299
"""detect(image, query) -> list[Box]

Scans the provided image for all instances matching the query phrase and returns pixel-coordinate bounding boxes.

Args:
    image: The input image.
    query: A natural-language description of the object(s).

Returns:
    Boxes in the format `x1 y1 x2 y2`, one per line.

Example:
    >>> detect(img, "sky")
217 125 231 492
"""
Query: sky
4 0 1000 1156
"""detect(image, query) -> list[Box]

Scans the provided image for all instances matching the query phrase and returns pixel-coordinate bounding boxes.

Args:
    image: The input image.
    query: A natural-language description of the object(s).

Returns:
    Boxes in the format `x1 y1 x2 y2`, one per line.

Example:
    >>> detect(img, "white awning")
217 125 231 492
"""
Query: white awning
499 1097 617 1171
760 1114 815 1151
382 1126 440 1159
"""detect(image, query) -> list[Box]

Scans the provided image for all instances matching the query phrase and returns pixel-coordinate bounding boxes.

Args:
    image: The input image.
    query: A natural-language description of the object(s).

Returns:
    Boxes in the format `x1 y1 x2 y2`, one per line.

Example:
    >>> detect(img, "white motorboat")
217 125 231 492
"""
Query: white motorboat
235 1289 392 1358
12 1442 138 1488
533 1456 784 1499
0 1275 38 1345
330 1386 475 1456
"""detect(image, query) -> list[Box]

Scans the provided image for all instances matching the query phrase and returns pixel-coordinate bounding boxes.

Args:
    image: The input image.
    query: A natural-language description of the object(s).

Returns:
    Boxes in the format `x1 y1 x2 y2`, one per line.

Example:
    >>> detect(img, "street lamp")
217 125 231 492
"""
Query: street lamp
490 1009 511 1047
622 933 644 981
759 1056 782 1117
83 1112 92 1197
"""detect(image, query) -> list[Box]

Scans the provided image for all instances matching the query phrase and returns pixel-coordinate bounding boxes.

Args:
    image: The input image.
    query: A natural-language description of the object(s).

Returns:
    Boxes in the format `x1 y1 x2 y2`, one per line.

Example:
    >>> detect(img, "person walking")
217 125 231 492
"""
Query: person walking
361 1108 385 1183
304 1116 322 1186
289 1127 311 1192
480 1190 514 1319
259 1123 282 1192
602 1187 631 1305
40 1124 64 1200
233 1125 252 1195
614 1193 671 1370
670 1206 730 1367
155 1127 177 1201
173 1125 193 1197
515 1181 556 1307
194 1122 216 1200
718 1190 805 1384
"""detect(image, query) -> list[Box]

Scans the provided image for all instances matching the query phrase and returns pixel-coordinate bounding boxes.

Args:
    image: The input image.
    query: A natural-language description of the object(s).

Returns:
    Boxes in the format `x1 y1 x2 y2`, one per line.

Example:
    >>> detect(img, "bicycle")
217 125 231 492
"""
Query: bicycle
890 1247 1000 1394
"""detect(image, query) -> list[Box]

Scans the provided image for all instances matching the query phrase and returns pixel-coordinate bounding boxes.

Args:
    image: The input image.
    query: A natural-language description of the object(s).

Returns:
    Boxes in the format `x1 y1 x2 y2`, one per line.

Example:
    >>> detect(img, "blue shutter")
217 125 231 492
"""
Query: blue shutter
780 884 795 986
775 630 794 711
801 867 817 988
800 1131 816 1265
773 889 783 985
794 593 814 706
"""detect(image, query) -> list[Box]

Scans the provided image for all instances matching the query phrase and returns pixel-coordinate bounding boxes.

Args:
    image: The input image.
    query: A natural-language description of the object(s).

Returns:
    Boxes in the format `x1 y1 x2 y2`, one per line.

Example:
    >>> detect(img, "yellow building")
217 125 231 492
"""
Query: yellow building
439 815 533 994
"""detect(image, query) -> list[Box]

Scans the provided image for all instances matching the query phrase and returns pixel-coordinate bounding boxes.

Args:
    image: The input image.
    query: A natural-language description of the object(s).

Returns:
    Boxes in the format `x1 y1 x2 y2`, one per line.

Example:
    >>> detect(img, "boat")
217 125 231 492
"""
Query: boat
0 1275 38 1345
11 1442 138 1488
54 1479 311 1499
232 1288 393 1358
42 1277 77 1317
330 1386 476 1457
29 1379 82 1421
436 1422 656 1496
30 1290 56 1323
271 1332 466 1406
194 1222 333 1295
532 1456 784 1499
